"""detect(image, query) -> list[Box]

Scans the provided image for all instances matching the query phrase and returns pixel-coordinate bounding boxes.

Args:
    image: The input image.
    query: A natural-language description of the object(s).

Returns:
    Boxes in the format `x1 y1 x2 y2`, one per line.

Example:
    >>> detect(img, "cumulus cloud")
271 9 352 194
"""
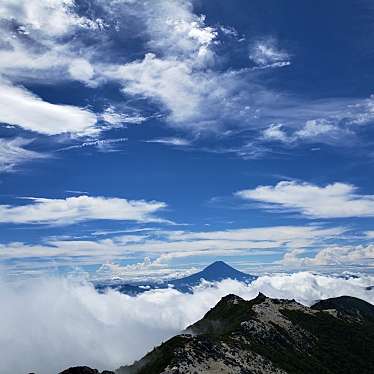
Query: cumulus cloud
0 82 98 135
141 0 217 63
68 58 95 84
0 273 372 373
236 181 374 218
106 53 244 129
282 244 374 267
0 137 46 172
0 195 167 225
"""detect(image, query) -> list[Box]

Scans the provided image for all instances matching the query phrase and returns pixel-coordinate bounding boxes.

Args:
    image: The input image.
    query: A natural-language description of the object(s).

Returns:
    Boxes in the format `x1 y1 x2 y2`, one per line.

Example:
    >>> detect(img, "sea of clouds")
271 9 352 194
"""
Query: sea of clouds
1 272 373 374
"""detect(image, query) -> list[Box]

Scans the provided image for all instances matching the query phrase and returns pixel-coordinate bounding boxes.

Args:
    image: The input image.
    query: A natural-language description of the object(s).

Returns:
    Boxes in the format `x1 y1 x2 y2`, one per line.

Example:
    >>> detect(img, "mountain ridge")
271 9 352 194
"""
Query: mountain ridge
116 293 374 374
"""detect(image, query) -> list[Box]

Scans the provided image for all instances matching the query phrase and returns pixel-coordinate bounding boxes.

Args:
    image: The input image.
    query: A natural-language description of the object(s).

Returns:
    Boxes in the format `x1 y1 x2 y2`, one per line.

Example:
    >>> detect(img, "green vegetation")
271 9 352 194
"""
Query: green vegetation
280 309 374 374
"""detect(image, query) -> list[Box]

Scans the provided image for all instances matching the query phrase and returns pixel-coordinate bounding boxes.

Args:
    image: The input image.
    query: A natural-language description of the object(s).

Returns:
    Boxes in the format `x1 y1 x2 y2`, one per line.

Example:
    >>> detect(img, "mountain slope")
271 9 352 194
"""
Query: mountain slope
117 293 374 374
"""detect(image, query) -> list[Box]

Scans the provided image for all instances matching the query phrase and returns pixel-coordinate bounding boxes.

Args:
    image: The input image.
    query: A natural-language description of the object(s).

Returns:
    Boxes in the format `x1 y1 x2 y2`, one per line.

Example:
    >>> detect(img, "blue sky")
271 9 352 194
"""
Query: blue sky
0 0 373 279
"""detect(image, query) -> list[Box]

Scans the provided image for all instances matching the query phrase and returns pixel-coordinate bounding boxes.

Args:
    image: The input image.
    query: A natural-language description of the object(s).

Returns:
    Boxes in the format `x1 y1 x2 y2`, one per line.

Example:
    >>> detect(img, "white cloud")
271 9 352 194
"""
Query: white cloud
1 0 372 145
295 119 338 138
0 138 46 172
262 123 290 143
0 195 167 225
142 1 217 63
107 53 220 127
236 181 374 218
0 82 98 135
164 226 342 243
101 106 147 126
0 225 344 272
282 244 374 267
68 58 95 83
249 39 290 69
262 119 351 145
145 137 191 146
348 94 374 125
96 257 197 283
365 231 374 239
102 1 254 132
219 25 240 38
0 273 372 373
0 1 102 81
0 0 97 37
58 138 128 152
0 1 111 136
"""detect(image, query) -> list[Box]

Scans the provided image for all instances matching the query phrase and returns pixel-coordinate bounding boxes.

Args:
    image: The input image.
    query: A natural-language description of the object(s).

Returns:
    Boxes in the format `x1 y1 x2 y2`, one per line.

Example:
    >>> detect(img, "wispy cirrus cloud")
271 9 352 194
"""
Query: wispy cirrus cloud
249 39 291 69
100 106 147 127
57 138 128 152
0 137 46 173
145 137 191 146
236 181 374 218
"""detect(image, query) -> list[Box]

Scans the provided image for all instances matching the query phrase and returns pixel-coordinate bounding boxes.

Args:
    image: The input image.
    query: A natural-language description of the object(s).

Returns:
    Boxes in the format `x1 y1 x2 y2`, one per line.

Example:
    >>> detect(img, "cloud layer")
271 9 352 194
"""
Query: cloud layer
237 181 374 218
0 225 344 274
1 273 373 374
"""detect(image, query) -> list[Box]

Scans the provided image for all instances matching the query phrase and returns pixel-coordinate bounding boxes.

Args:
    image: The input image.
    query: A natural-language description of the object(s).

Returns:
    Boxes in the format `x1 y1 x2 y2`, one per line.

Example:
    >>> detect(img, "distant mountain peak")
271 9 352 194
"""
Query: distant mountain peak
204 260 233 270
168 260 257 291
95 260 257 295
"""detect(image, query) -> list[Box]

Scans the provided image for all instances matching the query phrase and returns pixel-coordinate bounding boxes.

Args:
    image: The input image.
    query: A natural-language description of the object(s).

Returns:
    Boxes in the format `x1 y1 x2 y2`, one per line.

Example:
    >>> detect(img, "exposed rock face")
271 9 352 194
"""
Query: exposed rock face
117 293 374 374
59 367 114 374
